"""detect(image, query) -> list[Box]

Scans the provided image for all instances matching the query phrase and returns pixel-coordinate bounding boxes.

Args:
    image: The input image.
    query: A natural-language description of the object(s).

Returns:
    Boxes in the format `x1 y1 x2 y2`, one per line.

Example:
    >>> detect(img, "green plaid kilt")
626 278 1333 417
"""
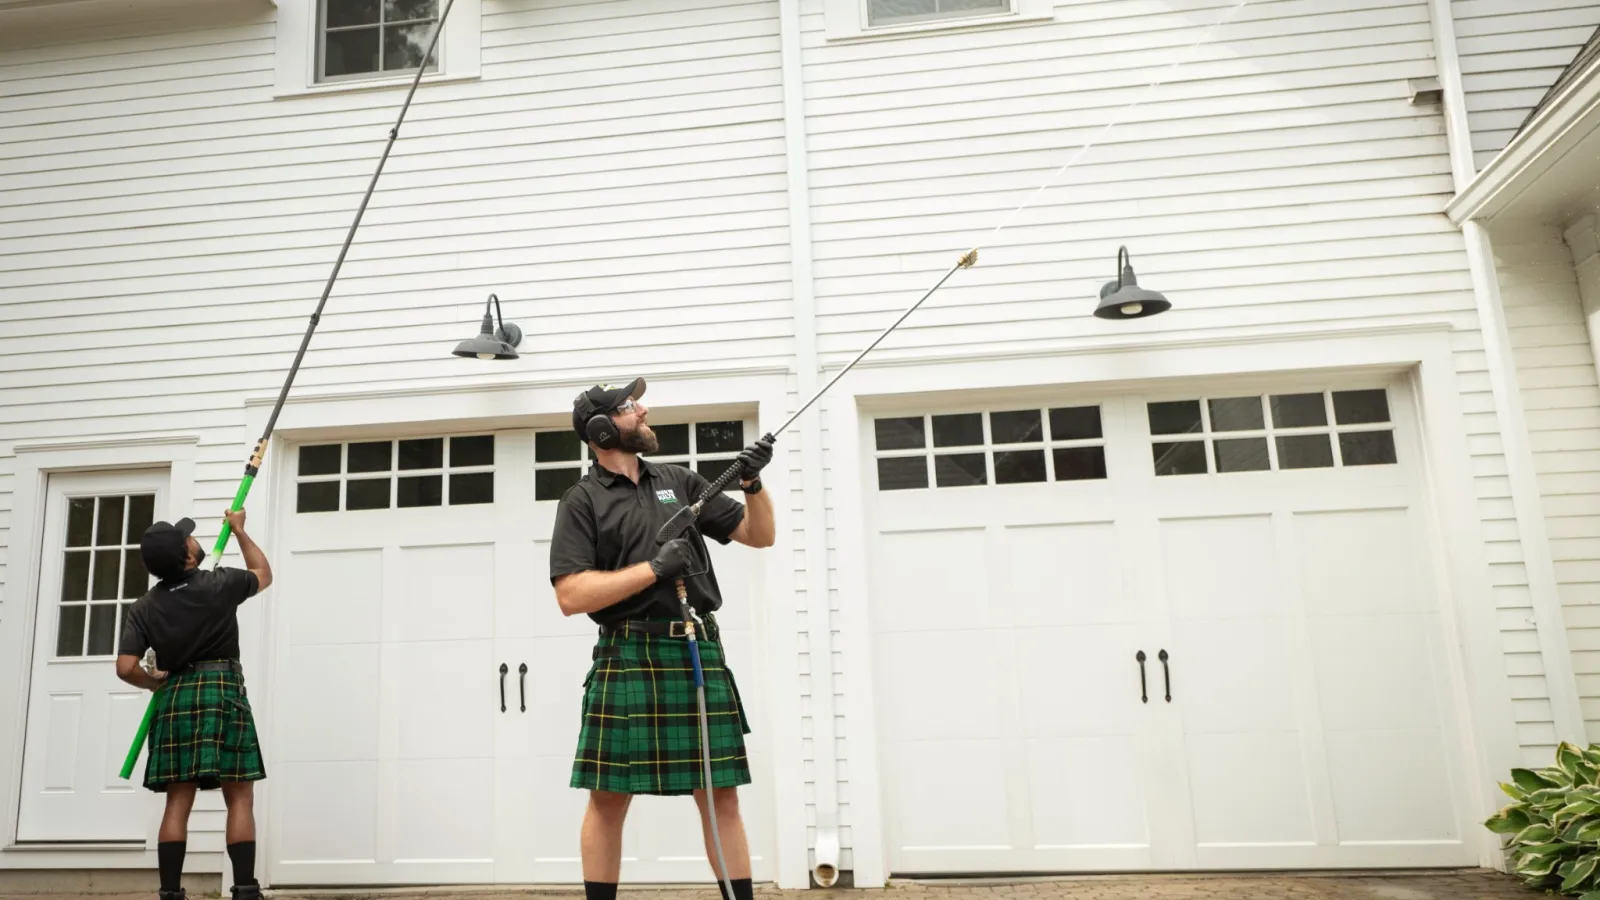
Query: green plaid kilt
144 663 266 793
571 614 752 796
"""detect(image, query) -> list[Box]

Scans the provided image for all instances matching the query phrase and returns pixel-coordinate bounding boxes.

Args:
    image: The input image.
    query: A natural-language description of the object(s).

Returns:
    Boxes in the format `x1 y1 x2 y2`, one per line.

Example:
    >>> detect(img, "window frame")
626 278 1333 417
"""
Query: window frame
273 0 481 99
531 418 755 503
293 434 497 514
1145 388 1400 478
870 405 1109 492
822 0 1054 41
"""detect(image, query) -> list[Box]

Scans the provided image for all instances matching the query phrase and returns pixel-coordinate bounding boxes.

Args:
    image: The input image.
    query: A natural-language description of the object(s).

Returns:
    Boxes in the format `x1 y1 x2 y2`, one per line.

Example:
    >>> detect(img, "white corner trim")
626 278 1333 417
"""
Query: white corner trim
1444 39 1600 223
271 0 480 100
821 0 1053 41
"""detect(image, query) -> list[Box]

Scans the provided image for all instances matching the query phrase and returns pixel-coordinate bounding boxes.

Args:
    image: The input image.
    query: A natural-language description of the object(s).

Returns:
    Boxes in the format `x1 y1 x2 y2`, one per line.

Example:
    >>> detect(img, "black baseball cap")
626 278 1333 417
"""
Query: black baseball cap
140 518 196 581
571 377 647 439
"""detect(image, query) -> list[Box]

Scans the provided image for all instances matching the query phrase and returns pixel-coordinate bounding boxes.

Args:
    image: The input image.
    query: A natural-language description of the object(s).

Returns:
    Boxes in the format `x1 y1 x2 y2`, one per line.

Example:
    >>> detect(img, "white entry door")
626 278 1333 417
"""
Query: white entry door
269 421 775 886
18 469 166 842
864 378 1477 875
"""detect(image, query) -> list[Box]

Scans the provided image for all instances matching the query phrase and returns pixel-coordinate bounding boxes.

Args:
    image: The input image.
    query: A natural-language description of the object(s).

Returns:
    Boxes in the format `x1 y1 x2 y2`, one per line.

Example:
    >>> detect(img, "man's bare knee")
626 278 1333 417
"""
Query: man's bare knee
221 782 254 806
694 786 740 816
589 790 632 819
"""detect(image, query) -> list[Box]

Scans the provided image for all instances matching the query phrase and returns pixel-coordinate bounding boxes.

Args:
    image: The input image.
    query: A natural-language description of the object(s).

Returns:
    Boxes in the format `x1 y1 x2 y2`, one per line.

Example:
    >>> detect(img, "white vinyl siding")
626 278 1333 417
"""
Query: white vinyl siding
1494 226 1600 748
1452 0 1600 170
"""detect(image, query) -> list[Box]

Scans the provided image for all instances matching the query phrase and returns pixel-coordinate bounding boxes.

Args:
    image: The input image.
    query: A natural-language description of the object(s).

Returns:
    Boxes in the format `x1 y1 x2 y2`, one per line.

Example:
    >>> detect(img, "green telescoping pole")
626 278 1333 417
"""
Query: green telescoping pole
117 0 459 781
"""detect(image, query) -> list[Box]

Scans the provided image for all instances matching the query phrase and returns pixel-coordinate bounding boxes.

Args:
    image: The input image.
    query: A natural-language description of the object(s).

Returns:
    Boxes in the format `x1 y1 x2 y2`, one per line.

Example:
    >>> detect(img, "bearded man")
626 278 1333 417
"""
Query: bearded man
548 378 776 900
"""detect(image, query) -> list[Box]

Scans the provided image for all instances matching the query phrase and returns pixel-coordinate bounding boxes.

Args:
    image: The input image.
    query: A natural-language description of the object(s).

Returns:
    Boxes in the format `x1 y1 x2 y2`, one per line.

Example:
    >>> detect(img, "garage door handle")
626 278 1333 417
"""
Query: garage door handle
1159 649 1171 702
499 662 508 712
1136 650 1148 703
519 662 528 712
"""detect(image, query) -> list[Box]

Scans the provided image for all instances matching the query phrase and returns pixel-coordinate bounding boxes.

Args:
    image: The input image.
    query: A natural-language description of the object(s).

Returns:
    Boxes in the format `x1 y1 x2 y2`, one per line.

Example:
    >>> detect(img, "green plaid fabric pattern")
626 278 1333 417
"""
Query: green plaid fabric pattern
143 663 266 793
571 615 752 795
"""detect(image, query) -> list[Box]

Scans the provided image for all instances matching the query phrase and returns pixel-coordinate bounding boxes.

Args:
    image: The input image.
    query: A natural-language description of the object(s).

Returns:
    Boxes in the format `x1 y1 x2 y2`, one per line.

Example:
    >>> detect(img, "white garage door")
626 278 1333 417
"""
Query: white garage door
266 421 775 886
865 377 1477 875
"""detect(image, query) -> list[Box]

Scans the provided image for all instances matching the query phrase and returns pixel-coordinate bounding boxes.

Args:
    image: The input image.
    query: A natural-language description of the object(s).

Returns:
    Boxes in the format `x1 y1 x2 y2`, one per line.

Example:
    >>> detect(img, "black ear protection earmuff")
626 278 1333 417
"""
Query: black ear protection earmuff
585 409 620 451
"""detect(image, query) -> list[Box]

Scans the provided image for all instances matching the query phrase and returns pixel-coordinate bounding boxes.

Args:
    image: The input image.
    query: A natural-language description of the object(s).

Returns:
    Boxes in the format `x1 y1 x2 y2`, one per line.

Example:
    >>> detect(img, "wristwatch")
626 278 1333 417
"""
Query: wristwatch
740 477 763 495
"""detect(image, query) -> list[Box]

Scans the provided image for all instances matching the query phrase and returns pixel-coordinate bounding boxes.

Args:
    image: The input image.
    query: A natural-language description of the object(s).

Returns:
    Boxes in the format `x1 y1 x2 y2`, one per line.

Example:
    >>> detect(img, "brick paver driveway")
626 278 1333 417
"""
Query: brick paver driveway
0 871 1537 900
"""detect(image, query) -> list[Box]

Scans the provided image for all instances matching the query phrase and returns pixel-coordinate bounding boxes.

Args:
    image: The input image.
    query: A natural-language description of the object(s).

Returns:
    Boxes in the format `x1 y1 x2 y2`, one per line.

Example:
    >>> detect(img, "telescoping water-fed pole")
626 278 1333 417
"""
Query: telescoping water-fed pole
118 0 462 782
657 1 1255 887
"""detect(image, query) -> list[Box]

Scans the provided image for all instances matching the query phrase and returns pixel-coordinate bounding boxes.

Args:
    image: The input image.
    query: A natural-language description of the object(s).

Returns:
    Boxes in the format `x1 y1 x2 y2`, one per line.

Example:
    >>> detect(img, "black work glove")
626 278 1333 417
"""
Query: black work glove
737 433 776 477
649 537 697 581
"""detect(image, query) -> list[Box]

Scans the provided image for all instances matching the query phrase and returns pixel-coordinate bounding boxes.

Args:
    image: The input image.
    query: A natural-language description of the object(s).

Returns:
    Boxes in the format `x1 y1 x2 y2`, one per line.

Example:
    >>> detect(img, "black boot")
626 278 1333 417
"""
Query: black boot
158 889 186 900
231 884 262 900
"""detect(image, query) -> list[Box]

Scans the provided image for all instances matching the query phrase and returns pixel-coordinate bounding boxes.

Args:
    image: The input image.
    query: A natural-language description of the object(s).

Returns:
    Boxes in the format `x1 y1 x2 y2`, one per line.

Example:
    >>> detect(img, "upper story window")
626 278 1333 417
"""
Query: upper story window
868 0 1006 27
320 0 440 83
824 0 1052 40
273 0 481 98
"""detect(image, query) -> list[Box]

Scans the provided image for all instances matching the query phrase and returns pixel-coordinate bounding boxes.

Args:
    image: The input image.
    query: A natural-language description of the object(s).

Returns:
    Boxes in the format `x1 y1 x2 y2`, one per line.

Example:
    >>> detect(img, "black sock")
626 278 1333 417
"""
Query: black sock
157 841 186 893
226 841 257 887
584 882 617 900
715 877 753 900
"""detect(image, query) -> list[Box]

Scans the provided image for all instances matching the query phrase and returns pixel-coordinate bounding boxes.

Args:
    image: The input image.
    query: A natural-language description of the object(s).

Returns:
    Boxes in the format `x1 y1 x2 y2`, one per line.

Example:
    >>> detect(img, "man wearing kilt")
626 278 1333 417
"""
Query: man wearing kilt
551 378 776 900
115 509 272 900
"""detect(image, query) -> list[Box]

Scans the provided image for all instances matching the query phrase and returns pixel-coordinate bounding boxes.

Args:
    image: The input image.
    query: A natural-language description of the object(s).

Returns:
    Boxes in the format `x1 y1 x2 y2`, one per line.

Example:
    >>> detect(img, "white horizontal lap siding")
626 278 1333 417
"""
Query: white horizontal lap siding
1451 0 1600 171
1493 228 1600 746
0 0 792 862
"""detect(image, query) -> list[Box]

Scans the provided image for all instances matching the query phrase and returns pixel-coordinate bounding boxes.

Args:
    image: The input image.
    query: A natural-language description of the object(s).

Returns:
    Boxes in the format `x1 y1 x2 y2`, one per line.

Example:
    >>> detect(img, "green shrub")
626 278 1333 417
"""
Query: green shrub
1487 742 1600 897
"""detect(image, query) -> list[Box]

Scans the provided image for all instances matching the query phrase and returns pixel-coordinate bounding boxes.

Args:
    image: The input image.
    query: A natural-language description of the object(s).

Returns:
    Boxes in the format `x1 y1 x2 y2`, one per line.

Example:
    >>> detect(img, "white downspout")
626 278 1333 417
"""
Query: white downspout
778 0 842 887
1427 0 1587 745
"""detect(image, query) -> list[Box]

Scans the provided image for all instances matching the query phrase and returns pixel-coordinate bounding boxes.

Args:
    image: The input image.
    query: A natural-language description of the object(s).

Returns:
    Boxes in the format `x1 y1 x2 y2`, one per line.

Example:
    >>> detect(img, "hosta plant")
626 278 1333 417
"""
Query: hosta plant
1487 742 1600 898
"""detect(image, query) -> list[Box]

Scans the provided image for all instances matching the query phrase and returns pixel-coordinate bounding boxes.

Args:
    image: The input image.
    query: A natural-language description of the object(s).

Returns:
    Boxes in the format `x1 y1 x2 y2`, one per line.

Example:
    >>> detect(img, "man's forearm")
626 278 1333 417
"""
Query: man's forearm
742 486 776 548
556 563 659 616
235 529 270 578
116 656 164 691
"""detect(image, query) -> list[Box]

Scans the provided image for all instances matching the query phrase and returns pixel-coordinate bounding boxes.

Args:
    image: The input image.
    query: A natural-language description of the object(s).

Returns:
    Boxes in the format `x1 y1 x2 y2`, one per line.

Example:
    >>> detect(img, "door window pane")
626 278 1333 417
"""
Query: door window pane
1049 406 1102 440
536 468 581 502
1340 431 1397 466
696 422 744 454
1270 394 1327 428
452 435 495 467
348 441 392 473
877 457 928 491
536 431 582 462
126 494 155 542
932 413 984 447
990 410 1043 444
298 481 340 513
874 417 925 450
95 496 124 546
66 498 94 547
346 478 390 510
57 606 86 657
694 460 741 492
1208 397 1264 432
88 604 117 656
1153 441 1207 476
1214 438 1269 473
1333 389 1390 425
450 472 495 504
1277 434 1333 469
653 424 690 457
1149 400 1203 436
62 551 90 602
123 549 150 599
934 453 986 486
994 450 1046 484
1053 446 1107 481
397 475 443 507
300 444 342 476
92 550 121 600
399 438 443 470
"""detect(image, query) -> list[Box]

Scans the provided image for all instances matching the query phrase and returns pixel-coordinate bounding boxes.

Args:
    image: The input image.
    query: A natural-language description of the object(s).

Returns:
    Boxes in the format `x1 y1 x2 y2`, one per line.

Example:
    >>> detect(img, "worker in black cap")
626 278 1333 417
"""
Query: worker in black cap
115 509 272 900
550 377 776 900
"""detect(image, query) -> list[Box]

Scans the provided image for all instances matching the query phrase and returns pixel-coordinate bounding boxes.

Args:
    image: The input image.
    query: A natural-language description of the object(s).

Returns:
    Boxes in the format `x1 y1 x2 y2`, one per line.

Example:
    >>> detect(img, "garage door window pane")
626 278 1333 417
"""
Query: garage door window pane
397 474 443 507
935 453 986 486
990 410 1042 444
1153 441 1207 476
299 444 342 476
536 431 582 462
1149 400 1202 436
932 413 983 447
874 417 925 450
1333 390 1390 425
450 472 495 504
347 478 390 510
695 460 741 492
1270 394 1327 428
399 438 443 470
1339 431 1397 466
653 424 690 457
696 422 744 454
452 435 495 467
877 457 928 491
348 441 392 473
1208 397 1263 432
1277 434 1333 469
1214 438 1269 472
298 481 340 513
536 468 581 501
1053 446 1107 481
1049 406 1102 440
995 450 1045 484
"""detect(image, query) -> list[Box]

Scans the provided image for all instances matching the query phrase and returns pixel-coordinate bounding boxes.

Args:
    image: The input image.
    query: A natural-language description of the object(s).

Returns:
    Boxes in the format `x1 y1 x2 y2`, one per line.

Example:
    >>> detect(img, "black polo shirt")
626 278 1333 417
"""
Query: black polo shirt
548 457 747 625
117 567 260 673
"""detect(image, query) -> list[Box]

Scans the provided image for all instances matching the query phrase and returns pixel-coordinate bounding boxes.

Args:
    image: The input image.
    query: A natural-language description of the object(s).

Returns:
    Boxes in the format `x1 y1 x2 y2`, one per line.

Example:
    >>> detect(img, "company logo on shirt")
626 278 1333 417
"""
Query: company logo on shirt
656 488 679 505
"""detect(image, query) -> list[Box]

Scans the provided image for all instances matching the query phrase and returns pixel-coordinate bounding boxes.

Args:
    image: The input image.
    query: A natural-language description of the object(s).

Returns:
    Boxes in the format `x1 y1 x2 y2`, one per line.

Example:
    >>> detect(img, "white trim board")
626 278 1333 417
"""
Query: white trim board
0 437 200 868
825 327 1523 875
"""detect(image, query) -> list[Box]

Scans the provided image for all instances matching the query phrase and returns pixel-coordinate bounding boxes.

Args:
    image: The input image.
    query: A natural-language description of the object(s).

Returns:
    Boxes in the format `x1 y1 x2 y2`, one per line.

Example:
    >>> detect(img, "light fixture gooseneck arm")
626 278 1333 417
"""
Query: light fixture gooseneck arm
1116 245 1131 289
